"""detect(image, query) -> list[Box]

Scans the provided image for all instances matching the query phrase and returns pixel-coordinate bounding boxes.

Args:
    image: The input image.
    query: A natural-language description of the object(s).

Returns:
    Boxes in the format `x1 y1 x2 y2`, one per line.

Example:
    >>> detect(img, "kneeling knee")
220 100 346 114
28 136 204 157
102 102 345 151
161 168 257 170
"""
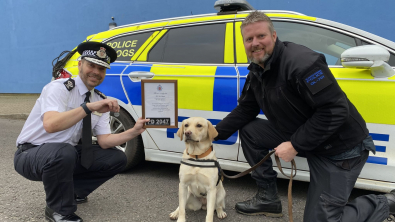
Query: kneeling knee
57 144 78 165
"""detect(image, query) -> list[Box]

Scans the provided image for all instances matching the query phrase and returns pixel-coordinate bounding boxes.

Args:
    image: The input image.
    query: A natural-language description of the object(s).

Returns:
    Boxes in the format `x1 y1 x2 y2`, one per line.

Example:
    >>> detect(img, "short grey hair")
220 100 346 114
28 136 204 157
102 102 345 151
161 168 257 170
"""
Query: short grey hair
240 11 275 34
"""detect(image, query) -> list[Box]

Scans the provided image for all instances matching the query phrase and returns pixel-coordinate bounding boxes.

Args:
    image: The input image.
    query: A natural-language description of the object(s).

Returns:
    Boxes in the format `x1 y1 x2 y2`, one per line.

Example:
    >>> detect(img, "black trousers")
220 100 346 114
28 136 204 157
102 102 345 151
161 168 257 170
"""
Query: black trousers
240 118 389 222
14 143 127 215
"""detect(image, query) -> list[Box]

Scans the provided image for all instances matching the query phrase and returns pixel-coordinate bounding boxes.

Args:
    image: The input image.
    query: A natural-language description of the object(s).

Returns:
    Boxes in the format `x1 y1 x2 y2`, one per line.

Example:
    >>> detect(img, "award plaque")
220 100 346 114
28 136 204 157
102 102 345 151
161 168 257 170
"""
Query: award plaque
141 79 178 128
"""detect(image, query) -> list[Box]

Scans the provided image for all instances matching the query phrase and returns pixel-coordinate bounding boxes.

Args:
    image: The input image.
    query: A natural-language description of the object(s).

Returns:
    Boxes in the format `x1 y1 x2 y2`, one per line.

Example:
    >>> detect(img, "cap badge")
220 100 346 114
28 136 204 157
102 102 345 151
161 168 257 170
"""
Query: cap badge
97 47 107 59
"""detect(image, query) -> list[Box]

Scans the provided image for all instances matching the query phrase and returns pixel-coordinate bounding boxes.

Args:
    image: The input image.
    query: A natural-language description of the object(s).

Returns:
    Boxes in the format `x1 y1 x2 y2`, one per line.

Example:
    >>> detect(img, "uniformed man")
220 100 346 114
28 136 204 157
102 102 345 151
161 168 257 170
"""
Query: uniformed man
215 11 395 221
14 42 150 222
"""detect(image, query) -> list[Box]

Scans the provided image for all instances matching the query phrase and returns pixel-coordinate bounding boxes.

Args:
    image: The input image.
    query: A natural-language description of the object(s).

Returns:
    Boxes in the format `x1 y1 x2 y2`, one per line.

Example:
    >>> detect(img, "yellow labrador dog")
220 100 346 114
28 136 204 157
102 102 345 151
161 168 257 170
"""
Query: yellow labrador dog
170 117 227 222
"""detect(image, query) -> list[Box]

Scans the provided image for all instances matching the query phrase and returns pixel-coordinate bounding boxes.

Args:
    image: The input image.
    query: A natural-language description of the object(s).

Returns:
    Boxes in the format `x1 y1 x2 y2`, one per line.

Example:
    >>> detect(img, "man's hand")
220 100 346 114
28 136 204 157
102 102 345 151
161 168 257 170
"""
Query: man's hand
87 99 120 113
133 117 151 134
274 141 298 162
97 117 151 149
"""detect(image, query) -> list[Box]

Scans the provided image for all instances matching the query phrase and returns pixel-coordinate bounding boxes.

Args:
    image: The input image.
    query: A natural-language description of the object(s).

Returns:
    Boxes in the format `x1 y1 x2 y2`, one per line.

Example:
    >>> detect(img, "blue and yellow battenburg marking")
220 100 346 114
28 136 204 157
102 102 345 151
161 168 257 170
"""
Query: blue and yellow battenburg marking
119 63 238 112
98 63 392 166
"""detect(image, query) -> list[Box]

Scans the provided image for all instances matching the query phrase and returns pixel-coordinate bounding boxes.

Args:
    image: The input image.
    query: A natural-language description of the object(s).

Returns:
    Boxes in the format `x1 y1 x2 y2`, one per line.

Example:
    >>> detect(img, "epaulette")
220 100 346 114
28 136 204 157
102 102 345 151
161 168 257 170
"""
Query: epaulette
94 89 107 99
63 78 75 91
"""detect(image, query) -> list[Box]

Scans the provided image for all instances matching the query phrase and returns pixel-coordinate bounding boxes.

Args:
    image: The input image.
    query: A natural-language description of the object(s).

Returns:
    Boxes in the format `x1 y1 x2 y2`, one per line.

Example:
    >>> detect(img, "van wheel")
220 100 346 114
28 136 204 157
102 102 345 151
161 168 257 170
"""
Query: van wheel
109 109 144 171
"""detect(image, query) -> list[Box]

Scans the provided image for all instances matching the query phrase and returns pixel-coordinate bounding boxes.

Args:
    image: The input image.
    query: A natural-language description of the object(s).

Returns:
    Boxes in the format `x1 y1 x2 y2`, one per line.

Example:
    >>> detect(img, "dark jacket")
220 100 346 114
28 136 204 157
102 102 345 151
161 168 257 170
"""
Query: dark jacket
215 39 369 156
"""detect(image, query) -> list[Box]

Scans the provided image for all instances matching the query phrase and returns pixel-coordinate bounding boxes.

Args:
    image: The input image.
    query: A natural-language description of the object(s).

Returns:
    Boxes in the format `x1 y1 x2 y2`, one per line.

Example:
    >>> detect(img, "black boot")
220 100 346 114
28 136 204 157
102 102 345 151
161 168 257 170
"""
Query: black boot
385 190 395 217
235 182 282 217
45 206 83 222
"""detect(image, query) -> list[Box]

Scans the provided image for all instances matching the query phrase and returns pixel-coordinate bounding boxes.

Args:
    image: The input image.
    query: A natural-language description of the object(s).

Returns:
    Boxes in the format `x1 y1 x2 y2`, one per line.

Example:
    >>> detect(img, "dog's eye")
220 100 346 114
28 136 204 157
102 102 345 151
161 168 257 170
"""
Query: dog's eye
185 124 189 127
197 124 202 127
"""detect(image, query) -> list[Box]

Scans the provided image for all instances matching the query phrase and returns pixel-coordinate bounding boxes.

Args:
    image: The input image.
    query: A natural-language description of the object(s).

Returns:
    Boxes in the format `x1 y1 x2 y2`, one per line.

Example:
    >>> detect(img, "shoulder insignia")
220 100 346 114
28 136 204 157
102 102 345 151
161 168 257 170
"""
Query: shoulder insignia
63 78 75 91
94 89 107 99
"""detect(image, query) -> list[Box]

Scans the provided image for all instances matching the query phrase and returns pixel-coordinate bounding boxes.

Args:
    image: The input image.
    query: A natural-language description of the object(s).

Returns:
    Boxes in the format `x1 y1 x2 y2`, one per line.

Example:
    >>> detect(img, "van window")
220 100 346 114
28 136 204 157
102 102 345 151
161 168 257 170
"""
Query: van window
361 40 395 66
105 32 154 61
148 23 226 64
273 22 357 65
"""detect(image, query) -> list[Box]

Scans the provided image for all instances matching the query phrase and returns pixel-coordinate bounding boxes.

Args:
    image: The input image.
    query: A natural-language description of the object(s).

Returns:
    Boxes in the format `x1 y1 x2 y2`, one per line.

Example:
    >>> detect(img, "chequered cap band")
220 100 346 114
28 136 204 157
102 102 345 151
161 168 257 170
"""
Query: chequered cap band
83 57 111 69
81 50 110 64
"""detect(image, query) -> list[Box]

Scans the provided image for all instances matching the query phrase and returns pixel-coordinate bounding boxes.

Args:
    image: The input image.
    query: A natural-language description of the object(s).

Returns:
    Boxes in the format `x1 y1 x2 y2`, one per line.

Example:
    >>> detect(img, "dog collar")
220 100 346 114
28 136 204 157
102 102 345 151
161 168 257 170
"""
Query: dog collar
188 145 213 159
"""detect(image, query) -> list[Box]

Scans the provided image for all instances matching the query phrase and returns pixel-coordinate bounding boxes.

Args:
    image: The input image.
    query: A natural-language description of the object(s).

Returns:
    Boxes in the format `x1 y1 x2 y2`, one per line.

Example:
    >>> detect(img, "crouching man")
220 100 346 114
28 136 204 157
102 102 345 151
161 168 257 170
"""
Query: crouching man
214 11 395 221
14 42 150 222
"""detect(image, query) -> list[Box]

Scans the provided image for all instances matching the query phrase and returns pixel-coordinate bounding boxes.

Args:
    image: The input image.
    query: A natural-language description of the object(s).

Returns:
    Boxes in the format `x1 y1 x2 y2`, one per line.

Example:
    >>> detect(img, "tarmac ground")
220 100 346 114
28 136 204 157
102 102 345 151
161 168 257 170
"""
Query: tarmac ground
0 94 40 119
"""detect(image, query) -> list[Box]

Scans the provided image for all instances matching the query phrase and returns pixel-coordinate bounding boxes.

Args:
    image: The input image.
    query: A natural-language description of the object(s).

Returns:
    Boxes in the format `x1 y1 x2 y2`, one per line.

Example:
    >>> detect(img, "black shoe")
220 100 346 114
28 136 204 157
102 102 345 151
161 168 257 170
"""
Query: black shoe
385 190 395 216
75 194 88 204
45 206 83 222
235 183 282 217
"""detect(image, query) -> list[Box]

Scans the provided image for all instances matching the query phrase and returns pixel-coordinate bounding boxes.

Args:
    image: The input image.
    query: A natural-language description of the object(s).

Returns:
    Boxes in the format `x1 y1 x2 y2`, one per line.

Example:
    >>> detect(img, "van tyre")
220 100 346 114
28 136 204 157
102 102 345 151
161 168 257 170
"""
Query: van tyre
110 109 144 171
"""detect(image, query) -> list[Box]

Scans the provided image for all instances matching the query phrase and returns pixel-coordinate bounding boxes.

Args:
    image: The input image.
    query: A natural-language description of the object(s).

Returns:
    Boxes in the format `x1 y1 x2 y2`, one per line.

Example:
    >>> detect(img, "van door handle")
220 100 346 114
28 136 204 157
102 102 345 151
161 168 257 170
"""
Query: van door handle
127 71 155 82
128 71 155 78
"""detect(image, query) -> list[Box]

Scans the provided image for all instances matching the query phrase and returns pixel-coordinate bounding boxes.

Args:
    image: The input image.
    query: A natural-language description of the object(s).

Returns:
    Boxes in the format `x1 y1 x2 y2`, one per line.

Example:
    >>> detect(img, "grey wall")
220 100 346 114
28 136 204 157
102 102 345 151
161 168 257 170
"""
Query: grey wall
1 0 394 93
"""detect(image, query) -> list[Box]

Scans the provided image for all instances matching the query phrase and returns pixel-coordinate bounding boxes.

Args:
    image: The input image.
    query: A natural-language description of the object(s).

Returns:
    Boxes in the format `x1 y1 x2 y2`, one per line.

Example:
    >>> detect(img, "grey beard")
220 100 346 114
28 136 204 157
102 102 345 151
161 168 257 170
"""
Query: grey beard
249 53 271 65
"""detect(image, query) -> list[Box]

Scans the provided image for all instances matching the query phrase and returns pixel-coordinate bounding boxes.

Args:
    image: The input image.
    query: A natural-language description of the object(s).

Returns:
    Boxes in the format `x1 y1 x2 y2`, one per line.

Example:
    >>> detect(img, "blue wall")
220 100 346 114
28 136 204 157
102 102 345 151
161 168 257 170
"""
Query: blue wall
1 0 394 93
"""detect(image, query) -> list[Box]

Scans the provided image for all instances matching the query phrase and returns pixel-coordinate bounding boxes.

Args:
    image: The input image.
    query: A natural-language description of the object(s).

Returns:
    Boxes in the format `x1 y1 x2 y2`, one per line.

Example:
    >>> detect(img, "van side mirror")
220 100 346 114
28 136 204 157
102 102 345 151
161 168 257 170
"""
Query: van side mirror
341 45 395 78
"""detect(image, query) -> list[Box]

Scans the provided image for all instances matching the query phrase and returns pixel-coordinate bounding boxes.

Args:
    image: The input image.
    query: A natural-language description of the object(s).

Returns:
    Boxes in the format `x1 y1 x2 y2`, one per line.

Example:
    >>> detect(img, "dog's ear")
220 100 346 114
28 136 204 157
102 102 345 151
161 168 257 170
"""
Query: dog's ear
207 120 218 141
177 121 184 141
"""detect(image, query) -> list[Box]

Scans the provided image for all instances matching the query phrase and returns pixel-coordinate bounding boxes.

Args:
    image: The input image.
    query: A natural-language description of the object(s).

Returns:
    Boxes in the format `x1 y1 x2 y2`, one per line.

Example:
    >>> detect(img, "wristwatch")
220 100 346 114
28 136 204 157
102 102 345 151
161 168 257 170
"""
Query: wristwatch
80 102 92 115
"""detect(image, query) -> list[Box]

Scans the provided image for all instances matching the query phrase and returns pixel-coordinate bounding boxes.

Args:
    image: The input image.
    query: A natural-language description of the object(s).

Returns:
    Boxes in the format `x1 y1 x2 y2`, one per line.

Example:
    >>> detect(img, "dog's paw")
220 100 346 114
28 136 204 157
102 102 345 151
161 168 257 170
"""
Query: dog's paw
216 209 227 219
169 210 179 220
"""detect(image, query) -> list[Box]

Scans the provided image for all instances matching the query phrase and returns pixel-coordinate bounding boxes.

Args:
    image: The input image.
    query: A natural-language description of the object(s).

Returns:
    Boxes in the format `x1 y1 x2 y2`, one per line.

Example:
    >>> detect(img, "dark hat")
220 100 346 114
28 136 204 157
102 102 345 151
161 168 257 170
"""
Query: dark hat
77 42 117 69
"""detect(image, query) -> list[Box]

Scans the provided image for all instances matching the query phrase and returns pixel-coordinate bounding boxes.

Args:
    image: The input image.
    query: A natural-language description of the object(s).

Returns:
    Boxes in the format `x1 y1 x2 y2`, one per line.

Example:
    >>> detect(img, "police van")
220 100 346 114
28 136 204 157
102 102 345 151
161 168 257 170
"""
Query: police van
56 0 395 193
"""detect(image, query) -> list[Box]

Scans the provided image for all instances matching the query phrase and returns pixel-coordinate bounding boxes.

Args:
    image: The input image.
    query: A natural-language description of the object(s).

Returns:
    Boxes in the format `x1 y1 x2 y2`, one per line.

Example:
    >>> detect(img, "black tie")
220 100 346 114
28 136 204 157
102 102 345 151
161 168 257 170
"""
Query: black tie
81 91 93 169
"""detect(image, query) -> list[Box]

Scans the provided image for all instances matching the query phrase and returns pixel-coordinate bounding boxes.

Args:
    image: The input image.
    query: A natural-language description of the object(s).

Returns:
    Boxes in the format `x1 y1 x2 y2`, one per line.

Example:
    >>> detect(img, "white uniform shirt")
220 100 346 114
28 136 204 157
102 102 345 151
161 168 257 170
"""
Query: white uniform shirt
16 76 111 146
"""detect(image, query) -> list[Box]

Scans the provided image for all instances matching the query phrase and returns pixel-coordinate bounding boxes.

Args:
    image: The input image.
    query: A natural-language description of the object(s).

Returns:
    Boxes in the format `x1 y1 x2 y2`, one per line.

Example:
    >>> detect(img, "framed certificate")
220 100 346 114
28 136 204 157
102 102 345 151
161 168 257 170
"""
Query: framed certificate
141 79 178 128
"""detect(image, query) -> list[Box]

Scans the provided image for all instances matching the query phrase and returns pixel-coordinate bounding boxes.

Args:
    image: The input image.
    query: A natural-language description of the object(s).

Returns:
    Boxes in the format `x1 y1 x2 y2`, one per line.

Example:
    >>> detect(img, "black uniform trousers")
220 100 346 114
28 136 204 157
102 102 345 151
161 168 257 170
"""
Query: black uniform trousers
14 143 127 215
240 118 389 222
